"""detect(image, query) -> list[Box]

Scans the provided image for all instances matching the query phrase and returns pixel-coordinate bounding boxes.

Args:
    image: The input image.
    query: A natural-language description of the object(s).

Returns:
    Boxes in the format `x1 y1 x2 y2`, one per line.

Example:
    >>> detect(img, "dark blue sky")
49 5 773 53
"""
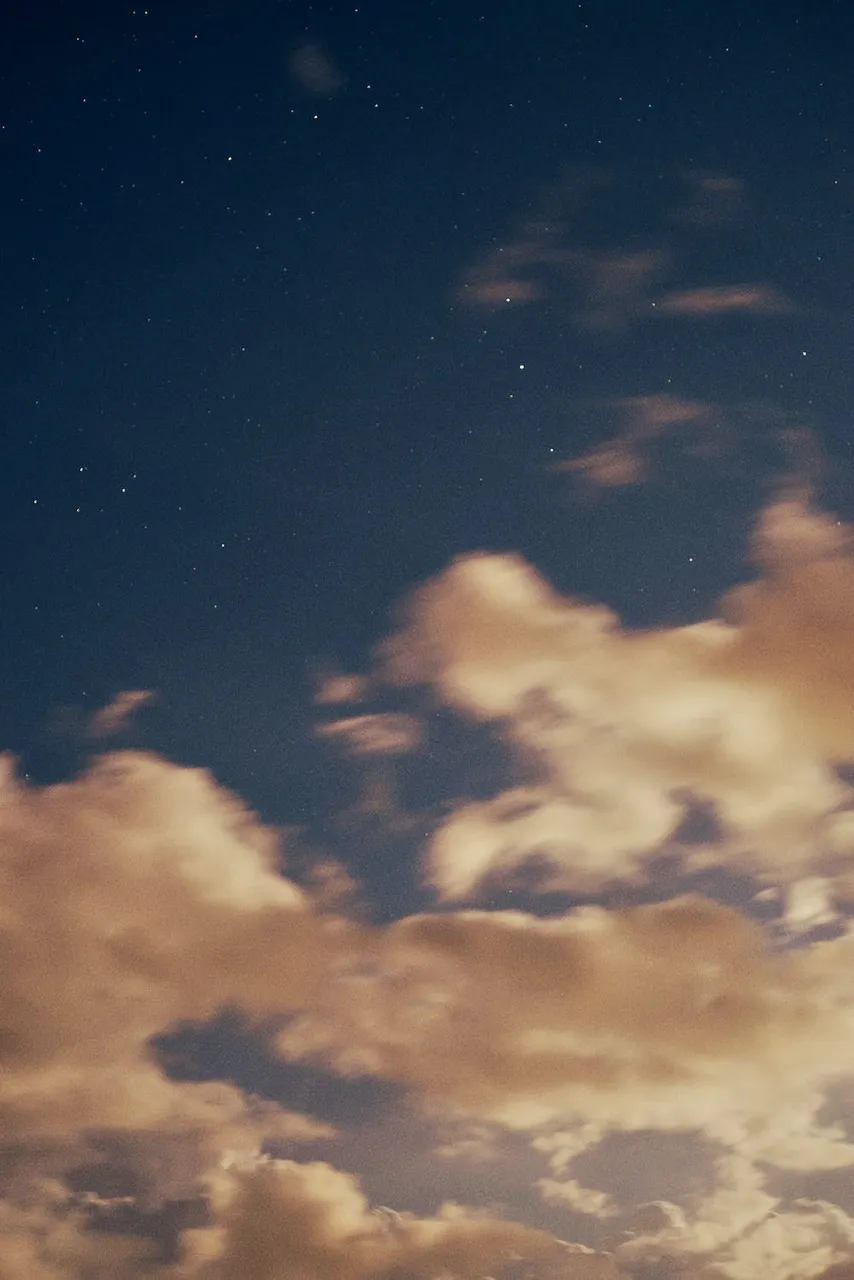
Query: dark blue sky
4 1 853 836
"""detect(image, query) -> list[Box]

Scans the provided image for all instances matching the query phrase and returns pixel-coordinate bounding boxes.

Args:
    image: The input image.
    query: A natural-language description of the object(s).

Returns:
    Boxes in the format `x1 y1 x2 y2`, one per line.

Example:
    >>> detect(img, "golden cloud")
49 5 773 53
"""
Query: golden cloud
0 751 329 1145
87 690 154 738
377 524 851 898
171 1158 595 1280
279 895 854 1164
656 283 794 316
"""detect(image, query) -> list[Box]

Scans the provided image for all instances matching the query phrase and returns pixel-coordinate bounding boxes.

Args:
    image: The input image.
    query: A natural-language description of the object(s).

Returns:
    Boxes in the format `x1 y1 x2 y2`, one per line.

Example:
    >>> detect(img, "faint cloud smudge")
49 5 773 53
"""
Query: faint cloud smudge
288 42 345 98
656 283 795 317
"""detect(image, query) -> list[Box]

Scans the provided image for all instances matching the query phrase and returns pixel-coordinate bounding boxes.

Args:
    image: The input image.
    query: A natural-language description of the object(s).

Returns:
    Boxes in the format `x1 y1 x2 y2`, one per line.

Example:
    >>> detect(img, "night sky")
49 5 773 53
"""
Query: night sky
4 1 854 1277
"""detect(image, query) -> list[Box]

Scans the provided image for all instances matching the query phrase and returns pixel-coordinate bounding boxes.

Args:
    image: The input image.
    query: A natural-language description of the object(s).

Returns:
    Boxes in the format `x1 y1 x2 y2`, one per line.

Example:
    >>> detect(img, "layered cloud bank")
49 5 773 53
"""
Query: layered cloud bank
6 497 854 1277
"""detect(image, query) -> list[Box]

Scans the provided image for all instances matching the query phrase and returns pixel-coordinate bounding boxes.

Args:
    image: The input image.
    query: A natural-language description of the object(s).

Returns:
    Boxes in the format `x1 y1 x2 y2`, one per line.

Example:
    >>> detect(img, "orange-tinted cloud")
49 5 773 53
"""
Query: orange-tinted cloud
556 393 719 488
284 895 854 1136
377 534 850 899
457 274 544 308
172 1158 596 1280
656 283 794 316
88 689 154 738
0 751 329 1147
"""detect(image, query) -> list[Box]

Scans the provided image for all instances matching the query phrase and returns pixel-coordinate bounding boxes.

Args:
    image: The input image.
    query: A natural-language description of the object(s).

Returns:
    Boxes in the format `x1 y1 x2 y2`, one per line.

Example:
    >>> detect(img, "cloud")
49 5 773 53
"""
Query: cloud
554 394 826 504
263 497 854 1267
315 713 422 757
538 1176 619 1220
376 528 852 899
720 498 854 763
458 274 544 308
0 1180 156 1279
615 1155 854 1280
312 666 371 706
279 896 854 1166
655 283 794 317
87 690 154 738
454 165 792 332
555 393 720 490
288 43 345 98
170 1157 589 1280
455 170 672 324
0 750 331 1156
8 500 854 1275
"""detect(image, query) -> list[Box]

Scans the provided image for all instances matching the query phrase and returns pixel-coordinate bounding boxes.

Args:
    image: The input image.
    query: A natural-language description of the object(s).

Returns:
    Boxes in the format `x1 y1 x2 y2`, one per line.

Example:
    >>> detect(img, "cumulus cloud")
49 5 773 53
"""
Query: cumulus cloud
9 497 854 1275
0 750 333 1164
720 497 854 763
615 1154 854 1280
0 1180 156 1279
261 495 854 1275
376 522 854 900
278 895 854 1169
170 1157 587 1280
0 751 360 1272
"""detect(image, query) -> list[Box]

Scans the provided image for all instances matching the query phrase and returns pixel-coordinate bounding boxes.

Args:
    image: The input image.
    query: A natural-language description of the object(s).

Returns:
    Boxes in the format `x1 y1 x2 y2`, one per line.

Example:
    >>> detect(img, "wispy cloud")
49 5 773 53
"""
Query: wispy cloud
555 394 822 495
456 167 796 332
656 283 795 317
87 689 154 738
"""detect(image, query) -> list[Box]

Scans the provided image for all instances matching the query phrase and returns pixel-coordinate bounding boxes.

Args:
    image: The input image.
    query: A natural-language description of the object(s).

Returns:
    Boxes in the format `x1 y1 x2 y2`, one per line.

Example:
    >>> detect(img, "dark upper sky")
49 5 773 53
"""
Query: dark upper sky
0 5 851 907
3 0 854 830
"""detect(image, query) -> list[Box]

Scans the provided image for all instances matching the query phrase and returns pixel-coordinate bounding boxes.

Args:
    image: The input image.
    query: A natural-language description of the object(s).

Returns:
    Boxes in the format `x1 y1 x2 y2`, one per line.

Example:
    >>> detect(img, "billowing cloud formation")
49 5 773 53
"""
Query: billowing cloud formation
375 498 854 901
721 498 854 766
171 1157 598 1279
0 1181 156 1279
9 501 854 1276
279 895 854 1164
614 1155 854 1279
269 496 854 1278
0 751 327 1147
